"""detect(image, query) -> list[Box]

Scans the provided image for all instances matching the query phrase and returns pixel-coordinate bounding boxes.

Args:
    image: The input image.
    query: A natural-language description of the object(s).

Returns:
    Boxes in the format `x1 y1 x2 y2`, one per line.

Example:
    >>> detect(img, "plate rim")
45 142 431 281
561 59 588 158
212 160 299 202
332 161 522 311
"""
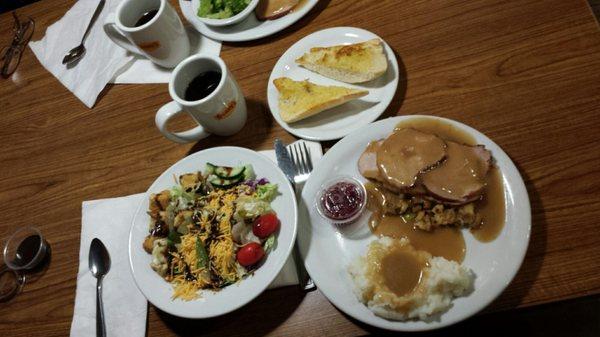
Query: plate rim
128 146 298 319
179 0 320 42
298 115 532 331
267 26 400 141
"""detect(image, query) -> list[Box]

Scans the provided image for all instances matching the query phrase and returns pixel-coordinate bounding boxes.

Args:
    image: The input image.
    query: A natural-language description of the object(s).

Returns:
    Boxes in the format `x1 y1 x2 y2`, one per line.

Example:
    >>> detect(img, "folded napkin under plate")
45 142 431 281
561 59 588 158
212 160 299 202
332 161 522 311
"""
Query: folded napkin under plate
70 140 322 337
29 0 221 108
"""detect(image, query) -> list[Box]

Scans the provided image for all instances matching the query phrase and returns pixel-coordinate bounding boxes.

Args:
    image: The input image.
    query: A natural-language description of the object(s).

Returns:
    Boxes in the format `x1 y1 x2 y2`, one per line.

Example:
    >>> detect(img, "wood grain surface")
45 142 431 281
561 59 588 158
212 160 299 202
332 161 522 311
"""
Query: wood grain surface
1 0 600 336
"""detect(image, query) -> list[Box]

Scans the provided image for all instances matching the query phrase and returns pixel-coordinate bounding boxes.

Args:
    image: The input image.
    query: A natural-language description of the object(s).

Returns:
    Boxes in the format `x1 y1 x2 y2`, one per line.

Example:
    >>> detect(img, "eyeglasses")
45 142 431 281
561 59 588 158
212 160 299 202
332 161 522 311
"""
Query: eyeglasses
1 11 34 79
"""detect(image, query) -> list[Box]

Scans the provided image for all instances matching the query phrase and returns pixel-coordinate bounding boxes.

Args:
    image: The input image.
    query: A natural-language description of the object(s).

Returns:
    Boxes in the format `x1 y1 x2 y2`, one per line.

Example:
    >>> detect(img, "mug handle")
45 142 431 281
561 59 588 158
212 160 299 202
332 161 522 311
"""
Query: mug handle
103 13 142 55
155 101 210 143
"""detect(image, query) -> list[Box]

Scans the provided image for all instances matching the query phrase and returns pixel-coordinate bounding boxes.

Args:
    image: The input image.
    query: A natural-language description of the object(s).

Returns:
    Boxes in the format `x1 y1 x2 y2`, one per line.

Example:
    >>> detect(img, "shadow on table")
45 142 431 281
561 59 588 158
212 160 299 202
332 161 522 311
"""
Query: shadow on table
228 0 332 48
187 98 273 155
341 294 600 336
155 286 306 336
376 49 408 121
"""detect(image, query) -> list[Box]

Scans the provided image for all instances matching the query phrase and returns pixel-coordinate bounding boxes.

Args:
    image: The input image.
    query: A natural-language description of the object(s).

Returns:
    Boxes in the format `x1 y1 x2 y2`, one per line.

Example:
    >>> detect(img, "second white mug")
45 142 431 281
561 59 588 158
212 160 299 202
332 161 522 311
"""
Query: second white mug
103 0 190 68
155 54 247 143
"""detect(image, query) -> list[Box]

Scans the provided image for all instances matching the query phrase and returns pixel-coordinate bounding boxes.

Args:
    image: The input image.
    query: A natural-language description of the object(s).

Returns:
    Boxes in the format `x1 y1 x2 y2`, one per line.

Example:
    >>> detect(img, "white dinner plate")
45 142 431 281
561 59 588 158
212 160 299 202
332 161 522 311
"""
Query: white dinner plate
179 0 319 42
129 147 298 319
298 115 531 331
267 27 399 141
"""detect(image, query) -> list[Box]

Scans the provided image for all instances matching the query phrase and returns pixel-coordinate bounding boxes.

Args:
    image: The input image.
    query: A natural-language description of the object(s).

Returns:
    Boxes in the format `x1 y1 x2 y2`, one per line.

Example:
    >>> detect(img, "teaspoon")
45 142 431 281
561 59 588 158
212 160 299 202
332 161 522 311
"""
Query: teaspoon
89 238 110 337
62 0 106 66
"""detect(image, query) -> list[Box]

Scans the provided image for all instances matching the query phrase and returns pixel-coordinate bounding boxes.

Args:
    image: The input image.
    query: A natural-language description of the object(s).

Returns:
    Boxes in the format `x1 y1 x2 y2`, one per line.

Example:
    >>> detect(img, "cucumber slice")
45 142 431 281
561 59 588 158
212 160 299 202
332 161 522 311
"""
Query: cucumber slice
214 165 245 180
205 163 217 175
208 175 242 189
242 164 255 181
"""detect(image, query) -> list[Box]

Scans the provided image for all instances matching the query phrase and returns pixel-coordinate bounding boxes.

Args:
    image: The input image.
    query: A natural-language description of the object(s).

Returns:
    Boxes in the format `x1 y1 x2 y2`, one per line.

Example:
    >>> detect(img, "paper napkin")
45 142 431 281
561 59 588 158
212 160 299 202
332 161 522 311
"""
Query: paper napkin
29 0 222 108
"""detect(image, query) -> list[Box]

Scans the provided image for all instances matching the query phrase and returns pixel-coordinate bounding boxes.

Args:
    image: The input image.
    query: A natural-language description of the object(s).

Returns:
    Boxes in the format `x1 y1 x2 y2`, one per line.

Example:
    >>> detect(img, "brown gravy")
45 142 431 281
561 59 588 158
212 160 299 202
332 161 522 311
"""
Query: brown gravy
366 118 506 256
366 182 466 262
471 167 505 242
372 215 466 262
256 0 302 20
394 118 477 145
381 248 426 296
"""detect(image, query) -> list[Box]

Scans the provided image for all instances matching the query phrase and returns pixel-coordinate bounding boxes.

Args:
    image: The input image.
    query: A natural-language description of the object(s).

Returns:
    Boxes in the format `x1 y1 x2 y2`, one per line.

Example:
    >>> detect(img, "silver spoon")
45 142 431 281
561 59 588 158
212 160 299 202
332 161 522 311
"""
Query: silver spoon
62 0 106 65
89 238 110 337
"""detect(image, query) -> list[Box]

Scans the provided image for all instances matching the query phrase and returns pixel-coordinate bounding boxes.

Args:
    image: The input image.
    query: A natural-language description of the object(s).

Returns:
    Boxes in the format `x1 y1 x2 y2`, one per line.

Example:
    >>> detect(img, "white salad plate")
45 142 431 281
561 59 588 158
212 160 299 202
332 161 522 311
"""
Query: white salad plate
129 147 298 319
267 27 400 141
179 0 319 42
298 115 531 331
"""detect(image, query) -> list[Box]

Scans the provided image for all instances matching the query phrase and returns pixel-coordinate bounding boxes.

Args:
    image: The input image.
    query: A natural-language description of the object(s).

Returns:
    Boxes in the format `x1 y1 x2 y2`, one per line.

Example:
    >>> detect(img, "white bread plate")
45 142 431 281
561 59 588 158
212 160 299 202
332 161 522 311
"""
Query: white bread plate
267 27 399 141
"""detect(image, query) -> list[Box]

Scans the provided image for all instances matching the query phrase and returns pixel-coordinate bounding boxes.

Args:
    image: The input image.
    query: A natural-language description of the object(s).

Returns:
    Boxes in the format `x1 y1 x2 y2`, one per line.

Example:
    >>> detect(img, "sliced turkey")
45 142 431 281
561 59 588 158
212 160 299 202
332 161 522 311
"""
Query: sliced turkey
358 140 383 180
421 142 492 204
376 128 447 190
358 138 429 195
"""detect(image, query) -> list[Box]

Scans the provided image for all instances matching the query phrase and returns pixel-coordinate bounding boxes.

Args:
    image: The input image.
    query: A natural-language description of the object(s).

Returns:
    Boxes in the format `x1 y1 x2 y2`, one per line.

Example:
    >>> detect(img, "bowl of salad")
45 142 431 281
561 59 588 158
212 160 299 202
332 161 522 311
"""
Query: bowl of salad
129 146 298 318
195 0 260 27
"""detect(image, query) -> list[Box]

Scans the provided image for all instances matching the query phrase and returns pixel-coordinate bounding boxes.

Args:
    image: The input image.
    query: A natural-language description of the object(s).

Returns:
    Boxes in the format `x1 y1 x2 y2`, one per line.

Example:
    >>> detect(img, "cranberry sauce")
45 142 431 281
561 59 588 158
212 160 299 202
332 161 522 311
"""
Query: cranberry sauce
320 181 365 221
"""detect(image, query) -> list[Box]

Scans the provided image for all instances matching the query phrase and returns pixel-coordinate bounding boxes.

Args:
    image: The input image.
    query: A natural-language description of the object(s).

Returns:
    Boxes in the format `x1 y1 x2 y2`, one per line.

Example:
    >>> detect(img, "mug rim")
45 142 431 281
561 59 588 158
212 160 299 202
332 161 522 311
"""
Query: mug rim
169 54 228 107
115 0 166 33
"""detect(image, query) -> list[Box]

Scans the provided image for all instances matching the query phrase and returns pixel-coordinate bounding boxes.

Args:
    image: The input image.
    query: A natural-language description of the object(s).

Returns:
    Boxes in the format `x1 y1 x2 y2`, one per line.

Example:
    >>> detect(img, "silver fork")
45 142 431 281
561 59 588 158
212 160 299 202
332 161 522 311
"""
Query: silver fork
289 142 313 185
288 141 316 291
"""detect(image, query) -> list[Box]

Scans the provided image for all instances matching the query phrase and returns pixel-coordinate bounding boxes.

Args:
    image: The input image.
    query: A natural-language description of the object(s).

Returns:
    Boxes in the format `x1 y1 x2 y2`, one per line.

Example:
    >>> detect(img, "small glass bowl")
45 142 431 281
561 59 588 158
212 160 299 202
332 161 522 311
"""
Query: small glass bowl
3 226 48 271
316 176 367 226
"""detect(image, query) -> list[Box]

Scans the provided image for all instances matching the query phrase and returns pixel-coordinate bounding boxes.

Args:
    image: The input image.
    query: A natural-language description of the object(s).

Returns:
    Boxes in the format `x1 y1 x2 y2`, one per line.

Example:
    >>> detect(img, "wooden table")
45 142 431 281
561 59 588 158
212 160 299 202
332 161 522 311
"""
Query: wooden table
2 0 600 335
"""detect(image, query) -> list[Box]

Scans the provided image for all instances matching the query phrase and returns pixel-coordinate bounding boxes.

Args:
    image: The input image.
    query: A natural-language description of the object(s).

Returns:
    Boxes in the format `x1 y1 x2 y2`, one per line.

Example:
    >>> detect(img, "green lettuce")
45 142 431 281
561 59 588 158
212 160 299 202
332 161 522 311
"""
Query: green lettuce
197 0 250 19
235 195 272 219
263 234 277 253
256 183 278 201
170 185 195 204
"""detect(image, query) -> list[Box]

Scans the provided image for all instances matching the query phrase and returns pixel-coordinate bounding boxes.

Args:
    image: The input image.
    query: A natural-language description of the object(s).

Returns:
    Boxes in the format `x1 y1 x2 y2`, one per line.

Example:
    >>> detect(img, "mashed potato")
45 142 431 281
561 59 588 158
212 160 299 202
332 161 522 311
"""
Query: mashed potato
348 237 474 320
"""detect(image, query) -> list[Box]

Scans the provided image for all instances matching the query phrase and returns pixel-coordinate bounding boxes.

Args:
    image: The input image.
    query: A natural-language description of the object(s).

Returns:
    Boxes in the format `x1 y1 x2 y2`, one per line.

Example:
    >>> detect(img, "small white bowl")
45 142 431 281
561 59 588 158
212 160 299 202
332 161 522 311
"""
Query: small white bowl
196 0 259 27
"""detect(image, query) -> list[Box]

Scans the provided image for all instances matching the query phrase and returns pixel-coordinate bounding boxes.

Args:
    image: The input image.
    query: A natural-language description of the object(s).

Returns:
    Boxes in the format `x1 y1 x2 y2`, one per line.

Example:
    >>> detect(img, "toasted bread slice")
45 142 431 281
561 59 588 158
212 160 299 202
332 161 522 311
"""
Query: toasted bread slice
295 39 388 83
274 77 368 123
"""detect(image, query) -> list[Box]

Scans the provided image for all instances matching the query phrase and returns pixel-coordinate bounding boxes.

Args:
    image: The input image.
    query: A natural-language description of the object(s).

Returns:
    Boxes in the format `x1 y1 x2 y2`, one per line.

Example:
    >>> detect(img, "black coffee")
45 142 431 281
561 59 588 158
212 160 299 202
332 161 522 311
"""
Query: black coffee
184 71 222 101
134 9 158 27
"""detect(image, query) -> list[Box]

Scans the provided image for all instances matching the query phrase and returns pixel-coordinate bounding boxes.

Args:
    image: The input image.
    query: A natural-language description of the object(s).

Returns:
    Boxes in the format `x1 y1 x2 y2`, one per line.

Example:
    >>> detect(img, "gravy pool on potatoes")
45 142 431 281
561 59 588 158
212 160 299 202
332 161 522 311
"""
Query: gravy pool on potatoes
366 118 506 262
377 244 429 297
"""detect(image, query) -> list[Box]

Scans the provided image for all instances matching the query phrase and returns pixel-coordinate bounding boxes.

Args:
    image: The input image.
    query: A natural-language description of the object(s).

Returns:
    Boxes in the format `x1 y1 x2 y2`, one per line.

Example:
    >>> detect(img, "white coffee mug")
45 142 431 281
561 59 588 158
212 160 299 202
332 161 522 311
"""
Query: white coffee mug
103 0 190 68
155 54 247 143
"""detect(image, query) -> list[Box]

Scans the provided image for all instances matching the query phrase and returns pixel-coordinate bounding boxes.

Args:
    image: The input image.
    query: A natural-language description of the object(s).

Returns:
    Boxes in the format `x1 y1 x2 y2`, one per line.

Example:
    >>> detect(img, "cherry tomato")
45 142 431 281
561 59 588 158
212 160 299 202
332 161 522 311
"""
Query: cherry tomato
252 213 280 238
236 242 264 267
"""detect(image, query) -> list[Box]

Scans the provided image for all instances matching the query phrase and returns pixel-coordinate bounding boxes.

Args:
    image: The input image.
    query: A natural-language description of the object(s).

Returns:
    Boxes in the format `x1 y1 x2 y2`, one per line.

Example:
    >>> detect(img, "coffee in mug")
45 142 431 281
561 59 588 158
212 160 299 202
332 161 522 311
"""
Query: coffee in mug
134 9 159 27
103 0 190 68
155 55 247 143
184 71 222 101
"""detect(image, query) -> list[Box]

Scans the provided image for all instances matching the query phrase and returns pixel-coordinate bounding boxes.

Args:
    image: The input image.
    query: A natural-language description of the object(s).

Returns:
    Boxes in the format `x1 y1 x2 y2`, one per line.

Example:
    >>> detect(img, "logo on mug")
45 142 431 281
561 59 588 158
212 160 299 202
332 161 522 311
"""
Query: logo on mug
137 40 161 53
215 101 237 120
